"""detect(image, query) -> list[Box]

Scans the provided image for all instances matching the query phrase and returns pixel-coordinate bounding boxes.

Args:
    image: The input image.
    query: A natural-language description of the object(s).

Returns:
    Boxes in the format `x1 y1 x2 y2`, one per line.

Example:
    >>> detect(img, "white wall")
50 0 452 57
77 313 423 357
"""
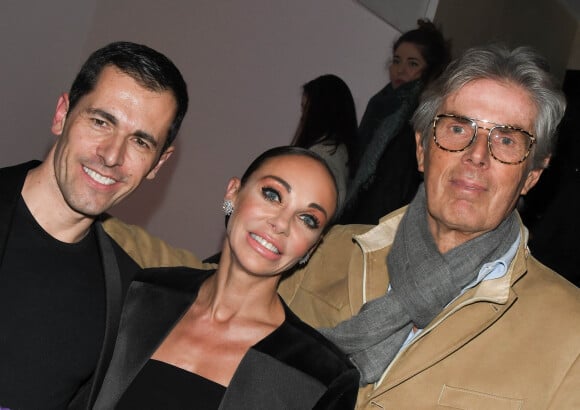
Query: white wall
0 0 98 162
358 0 439 32
0 0 400 257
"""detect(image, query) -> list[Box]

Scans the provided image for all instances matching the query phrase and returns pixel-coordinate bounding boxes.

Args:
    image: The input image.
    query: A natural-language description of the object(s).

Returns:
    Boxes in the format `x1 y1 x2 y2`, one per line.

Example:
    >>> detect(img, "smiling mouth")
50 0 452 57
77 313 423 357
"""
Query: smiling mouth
250 233 280 254
83 166 116 185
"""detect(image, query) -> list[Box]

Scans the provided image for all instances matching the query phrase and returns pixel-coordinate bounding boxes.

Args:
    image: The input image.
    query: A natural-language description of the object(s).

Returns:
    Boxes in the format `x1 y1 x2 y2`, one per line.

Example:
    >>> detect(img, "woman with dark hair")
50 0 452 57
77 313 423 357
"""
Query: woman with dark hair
341 19 451 224
93 146 359 409
292 74 358 214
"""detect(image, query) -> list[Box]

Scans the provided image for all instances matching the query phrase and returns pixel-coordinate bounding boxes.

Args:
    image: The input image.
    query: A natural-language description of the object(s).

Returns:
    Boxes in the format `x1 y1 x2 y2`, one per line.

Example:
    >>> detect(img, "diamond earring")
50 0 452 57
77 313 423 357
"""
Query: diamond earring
222 200 234 216
298 253 311 265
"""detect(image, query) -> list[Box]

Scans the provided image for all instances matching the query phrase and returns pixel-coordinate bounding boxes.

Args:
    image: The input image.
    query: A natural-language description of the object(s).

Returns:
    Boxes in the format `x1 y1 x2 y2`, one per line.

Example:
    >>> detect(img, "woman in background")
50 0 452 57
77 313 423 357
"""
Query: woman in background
341 19 451 224
292 74 358 216
93 146 359 409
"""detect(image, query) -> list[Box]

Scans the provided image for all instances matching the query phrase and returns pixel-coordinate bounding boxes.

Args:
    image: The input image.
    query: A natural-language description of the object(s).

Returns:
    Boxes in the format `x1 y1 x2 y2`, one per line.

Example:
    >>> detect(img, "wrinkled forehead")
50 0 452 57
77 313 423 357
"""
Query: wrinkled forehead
440 78 537 131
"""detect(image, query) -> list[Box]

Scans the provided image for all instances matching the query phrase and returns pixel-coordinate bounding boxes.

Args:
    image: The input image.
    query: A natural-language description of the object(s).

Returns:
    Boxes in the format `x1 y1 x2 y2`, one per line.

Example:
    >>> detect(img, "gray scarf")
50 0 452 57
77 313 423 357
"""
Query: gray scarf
320 184 520 384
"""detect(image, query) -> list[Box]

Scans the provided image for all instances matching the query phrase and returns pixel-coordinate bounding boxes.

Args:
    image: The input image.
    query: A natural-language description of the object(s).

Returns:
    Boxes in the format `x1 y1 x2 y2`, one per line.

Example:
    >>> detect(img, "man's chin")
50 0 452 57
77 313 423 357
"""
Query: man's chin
67 200 112 219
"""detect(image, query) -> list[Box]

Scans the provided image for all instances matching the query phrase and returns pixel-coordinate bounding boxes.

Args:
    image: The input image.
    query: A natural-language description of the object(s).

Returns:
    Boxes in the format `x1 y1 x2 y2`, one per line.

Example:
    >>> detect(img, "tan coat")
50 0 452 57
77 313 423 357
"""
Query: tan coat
278 207 580 409
102 216 216 270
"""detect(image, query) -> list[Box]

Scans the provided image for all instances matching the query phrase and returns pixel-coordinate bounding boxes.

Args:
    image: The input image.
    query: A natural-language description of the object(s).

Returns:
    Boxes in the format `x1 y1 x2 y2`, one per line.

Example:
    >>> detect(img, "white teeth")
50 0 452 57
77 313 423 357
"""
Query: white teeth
250 233 280 254
83 166 116 185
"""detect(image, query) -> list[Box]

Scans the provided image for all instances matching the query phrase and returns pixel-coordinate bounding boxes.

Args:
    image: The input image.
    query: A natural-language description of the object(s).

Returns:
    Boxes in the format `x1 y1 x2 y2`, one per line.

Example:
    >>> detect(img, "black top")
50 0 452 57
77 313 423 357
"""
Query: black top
0 197 104 410
342 80 422 225
117 359 225 409
93 268 360 409
0 161 142 410
340 121 421 224
355 83 402 157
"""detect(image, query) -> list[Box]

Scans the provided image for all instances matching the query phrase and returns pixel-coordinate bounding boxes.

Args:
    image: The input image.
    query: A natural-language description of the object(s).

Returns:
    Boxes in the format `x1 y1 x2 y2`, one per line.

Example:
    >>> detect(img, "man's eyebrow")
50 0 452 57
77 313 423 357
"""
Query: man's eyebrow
87 108 159 149
87 108 117 126
133 130 159 149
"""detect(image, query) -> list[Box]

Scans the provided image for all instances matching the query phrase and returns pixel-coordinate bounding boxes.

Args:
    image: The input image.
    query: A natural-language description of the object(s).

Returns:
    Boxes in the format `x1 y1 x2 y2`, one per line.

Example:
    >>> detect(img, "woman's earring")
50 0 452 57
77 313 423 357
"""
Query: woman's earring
298 253 311 265
222 200 234 216
299 242 320 265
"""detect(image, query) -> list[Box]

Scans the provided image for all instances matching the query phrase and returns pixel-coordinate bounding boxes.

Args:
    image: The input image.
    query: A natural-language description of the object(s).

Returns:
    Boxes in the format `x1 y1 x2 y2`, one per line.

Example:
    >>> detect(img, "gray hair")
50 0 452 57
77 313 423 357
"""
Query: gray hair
411 44 566 170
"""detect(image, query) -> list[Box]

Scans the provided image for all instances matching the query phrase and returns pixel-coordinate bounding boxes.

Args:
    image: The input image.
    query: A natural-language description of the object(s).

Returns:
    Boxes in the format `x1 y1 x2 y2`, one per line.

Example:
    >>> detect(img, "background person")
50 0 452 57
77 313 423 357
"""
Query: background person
279 44 580 408
0 41 209 410
93 146 359 409
341 19 451 224
291 74 358 215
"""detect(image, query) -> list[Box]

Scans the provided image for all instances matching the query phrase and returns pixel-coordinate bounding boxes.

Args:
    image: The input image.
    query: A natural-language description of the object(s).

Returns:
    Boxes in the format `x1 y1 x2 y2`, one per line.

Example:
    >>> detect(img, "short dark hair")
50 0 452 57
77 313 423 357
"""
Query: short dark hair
68 41 188 152
291 74 358 177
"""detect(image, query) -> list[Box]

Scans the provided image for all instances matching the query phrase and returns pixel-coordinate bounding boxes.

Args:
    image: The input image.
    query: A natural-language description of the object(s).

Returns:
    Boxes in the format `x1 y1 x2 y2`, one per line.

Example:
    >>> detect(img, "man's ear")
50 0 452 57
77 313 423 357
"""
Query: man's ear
520 168 544 195
51 93 70 136
146 146 175 180
520 157 549 195
415 131 425 172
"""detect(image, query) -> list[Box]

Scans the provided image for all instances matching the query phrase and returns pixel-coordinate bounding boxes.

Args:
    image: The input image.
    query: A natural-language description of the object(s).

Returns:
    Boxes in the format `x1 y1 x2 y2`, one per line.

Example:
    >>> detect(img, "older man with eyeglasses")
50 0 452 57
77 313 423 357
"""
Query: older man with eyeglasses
278 44 580 409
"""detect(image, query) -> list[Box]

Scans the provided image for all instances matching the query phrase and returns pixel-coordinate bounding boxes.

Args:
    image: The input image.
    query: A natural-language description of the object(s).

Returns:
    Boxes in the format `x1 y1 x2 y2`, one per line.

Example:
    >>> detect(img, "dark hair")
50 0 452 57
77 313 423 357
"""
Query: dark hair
291 74 358 177
68 41 189 152
394 19 451 85
412 44 566 170
239 146 339 228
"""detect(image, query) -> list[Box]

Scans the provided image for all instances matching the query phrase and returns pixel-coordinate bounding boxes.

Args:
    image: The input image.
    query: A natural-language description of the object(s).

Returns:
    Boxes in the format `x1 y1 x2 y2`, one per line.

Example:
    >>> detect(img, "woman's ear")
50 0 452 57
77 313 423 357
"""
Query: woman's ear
225 177 241 204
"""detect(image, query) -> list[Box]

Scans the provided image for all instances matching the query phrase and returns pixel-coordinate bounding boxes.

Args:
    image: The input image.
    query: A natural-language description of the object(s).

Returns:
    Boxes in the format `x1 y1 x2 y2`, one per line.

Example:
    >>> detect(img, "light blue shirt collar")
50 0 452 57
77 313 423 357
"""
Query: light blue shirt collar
401 232 521 347
459 232 521 295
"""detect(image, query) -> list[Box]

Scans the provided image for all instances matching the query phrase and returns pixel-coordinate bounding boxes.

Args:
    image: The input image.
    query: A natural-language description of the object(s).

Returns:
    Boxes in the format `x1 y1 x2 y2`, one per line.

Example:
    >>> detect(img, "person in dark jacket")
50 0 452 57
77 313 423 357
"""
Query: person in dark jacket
342 19 451 224
0 41 202 410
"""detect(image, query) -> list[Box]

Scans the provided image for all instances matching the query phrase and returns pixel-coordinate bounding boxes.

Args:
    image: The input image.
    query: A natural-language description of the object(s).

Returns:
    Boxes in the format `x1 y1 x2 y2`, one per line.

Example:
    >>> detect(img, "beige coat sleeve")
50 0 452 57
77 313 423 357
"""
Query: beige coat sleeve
102 216 217 270
547 353 580 409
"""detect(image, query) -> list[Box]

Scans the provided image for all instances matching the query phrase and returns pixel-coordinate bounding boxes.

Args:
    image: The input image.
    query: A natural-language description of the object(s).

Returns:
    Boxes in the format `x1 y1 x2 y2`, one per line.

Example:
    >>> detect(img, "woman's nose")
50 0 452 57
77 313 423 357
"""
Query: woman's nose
267 211 291 236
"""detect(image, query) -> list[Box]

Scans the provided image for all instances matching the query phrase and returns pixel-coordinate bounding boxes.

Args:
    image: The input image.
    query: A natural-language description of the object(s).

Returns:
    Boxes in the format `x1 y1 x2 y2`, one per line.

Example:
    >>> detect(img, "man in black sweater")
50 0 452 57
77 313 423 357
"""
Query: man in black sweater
0 41 192 409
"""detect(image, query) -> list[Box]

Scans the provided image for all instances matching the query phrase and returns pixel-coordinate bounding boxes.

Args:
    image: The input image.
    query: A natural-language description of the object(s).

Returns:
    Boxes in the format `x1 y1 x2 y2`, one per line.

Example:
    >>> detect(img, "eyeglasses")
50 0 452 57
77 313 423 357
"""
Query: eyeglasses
432 114 536 165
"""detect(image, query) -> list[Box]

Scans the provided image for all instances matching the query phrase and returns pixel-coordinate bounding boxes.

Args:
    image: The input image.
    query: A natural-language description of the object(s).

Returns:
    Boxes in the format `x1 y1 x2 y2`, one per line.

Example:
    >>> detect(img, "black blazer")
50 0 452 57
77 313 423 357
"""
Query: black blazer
94 267 359 409
0 161 140 409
